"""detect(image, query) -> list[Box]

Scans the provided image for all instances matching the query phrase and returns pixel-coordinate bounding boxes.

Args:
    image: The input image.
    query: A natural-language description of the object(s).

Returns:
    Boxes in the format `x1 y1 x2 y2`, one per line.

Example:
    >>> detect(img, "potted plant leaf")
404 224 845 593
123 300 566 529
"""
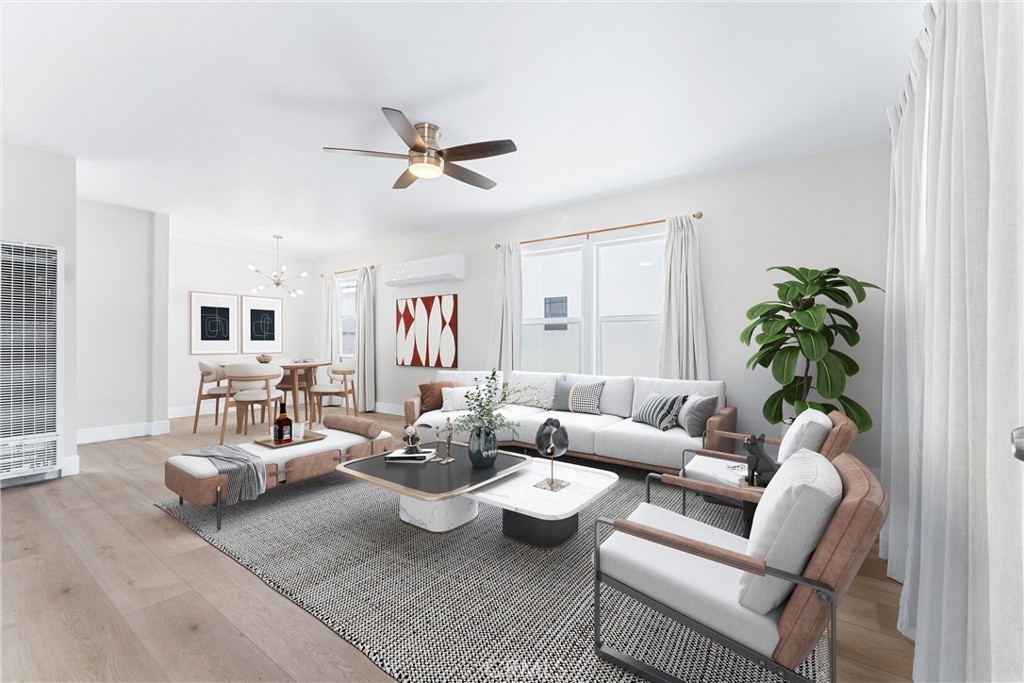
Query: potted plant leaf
740 266 881 432
452 370 544 469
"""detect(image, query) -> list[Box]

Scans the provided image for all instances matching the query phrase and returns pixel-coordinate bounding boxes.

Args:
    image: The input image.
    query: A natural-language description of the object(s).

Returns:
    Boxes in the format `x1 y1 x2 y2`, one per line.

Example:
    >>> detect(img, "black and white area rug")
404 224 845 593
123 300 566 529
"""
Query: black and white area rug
159 460 827 683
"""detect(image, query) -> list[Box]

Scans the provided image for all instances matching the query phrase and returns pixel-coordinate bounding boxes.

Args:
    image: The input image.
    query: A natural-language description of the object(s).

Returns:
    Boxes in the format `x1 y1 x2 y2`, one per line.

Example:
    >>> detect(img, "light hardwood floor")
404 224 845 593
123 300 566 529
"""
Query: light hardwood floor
1 410 914 682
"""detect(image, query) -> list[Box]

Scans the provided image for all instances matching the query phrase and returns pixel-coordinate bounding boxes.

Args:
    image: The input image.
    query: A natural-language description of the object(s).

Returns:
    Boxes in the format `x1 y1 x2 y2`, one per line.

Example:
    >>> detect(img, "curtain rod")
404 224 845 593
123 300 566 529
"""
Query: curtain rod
330 265 375 276
495 212 703 250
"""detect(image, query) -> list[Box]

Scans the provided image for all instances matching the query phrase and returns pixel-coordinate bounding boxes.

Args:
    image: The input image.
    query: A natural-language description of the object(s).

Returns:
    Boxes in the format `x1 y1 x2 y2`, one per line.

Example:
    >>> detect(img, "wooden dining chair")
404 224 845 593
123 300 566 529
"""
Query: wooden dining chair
309 360 357 423
219 363 285 444
193 361 236 433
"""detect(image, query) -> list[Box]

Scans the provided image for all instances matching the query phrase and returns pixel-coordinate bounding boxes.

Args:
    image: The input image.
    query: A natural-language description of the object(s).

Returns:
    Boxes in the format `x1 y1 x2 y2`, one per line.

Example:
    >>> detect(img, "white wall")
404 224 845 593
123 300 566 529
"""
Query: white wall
76 199 169 442
1 140 80 474
312 142 890 468
167 238 318 417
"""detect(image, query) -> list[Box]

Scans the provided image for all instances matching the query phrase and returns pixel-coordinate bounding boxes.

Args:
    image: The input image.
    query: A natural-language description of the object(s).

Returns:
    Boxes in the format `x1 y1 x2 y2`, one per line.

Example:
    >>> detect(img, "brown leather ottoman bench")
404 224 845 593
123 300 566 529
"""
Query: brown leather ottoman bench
165 415 393 529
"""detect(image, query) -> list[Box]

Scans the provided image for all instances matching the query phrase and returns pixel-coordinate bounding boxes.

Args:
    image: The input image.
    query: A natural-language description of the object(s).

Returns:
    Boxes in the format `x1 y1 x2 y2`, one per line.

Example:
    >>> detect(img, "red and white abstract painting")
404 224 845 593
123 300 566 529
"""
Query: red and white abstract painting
395 294 458 367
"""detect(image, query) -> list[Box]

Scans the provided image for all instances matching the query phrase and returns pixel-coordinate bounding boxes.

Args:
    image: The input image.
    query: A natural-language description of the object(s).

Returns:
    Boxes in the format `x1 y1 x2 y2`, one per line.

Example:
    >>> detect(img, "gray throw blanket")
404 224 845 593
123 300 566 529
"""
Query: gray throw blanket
180 445 267 505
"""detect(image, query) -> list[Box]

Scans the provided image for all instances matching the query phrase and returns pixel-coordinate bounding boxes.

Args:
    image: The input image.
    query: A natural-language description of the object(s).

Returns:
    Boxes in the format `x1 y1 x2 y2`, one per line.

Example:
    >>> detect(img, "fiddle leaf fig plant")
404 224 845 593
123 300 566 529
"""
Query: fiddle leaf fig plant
741 266 882 432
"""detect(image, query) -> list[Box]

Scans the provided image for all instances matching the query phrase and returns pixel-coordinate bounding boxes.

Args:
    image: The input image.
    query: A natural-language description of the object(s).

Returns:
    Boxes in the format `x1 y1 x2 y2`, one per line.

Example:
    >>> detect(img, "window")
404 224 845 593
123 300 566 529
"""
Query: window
521 229 665 376
336 275 357 359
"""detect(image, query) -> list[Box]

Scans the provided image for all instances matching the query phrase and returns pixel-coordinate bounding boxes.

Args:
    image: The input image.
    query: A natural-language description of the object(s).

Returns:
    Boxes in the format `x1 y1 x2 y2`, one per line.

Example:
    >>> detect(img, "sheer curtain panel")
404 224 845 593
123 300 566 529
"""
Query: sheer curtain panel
317 274 341 406
356 266 376 412
881 3 1023 681
658 215 709 380
488 243 522 376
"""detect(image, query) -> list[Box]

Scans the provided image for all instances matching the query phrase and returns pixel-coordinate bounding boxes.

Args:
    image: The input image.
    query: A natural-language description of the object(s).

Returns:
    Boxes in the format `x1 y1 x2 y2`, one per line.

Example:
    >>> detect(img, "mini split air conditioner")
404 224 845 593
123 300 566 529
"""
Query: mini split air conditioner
381 252 465 287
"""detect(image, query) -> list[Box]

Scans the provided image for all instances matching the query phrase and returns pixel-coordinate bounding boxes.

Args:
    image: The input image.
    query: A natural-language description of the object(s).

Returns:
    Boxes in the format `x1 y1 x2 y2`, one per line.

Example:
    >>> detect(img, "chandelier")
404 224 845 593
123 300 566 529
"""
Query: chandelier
247 235 308 297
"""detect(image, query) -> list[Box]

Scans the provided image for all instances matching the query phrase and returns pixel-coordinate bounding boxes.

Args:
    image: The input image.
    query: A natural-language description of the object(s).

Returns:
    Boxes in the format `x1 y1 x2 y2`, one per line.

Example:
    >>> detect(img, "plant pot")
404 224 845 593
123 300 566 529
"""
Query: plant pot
467 427 499 469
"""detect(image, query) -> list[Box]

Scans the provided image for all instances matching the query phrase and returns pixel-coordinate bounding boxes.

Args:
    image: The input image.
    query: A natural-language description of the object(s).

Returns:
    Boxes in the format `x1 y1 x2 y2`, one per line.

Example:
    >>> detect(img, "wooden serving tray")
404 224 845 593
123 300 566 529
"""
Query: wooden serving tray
252 430 328 449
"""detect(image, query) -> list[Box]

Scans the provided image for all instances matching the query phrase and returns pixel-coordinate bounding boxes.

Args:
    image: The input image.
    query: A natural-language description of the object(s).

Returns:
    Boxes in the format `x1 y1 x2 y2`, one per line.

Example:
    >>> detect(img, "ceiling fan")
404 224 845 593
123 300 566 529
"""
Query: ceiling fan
323 107 517 190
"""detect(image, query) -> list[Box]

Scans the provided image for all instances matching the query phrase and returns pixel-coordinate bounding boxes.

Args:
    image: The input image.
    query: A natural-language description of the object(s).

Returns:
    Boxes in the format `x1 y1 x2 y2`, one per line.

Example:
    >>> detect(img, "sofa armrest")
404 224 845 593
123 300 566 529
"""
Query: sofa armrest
704 405 738 453
404 394 422 425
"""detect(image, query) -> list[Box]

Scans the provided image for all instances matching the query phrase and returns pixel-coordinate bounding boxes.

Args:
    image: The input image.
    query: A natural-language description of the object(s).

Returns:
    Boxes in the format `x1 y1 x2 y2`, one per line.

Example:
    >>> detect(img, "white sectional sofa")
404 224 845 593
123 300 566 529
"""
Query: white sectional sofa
405 370 738 474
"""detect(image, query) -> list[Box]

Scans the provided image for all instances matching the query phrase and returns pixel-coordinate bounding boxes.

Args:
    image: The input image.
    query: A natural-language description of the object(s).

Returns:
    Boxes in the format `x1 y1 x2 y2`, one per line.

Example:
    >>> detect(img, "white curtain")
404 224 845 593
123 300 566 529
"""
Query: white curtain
488 243 522 376
658 215 709 380
356 266 376 412
881 3 1023 681
317 274 341 406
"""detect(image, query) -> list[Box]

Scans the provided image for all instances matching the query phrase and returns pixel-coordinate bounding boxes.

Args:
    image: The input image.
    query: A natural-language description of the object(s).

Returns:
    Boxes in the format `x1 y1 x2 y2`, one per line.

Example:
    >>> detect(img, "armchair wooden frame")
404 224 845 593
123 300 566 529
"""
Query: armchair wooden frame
594 473 836 683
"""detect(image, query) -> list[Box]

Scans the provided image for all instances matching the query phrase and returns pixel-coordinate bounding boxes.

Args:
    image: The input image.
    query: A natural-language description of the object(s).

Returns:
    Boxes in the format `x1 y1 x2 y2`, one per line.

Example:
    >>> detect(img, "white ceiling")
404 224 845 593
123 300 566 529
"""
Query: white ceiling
2 1 923 257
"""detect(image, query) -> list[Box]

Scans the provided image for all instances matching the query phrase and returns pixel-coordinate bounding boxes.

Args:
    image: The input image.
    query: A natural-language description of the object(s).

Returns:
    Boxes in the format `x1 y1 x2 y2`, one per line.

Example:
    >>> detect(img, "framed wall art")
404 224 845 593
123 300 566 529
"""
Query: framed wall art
396 294 457 367
190 291 239 355
241 295 283 354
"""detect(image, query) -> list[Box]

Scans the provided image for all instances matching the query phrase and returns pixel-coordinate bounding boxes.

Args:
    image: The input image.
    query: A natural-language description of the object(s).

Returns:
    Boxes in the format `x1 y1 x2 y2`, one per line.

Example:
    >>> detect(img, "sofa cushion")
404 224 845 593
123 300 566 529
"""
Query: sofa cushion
594 419 703 470
564 374 634 418
739 449 842 614
683 454 748 488
515 410 623 454
778 409 832 463
419 381 460 412
436 370 503 390
632 377 726 416
600 502 781 657
507 371 563 409
441 386 475 411
553 379 605 415
681 394 720 437
633 393 686 431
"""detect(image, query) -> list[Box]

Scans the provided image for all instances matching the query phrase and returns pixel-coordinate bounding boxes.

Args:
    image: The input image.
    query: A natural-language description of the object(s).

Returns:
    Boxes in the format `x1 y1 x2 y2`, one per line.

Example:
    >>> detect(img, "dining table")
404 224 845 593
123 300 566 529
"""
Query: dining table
278 360 332 426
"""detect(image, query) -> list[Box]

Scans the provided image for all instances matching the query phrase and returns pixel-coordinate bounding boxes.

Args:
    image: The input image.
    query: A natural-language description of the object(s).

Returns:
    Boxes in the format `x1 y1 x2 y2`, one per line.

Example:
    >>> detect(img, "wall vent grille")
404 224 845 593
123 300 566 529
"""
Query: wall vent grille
1 242 62 480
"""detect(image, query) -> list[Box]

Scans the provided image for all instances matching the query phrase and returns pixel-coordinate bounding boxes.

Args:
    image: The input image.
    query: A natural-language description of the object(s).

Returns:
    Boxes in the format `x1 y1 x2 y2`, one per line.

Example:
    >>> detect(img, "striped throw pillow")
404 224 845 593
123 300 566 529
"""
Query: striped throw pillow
633 393 686 431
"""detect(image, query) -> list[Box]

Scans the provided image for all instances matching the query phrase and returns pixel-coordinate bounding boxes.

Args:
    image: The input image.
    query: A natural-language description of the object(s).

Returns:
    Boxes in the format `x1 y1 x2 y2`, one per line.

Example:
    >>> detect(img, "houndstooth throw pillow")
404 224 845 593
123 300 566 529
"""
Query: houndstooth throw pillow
568 381 605 415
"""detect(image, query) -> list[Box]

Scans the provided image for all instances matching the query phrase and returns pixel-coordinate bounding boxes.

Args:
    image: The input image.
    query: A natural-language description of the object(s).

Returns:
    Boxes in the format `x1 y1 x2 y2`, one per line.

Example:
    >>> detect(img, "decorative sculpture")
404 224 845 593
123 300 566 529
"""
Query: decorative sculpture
743 433 779 486
403 424 424 454
534 418 570 492
440 417 455 464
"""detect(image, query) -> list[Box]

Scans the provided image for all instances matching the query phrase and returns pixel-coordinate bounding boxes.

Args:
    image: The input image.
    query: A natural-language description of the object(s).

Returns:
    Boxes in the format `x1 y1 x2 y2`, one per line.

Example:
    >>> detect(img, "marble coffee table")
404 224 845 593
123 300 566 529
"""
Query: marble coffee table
337 444 618 546
468 458 618 547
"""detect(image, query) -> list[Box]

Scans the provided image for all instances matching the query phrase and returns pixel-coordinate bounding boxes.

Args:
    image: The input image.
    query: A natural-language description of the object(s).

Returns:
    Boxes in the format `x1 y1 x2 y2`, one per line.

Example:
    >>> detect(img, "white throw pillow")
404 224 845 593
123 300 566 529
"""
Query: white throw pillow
441 386 474 412
738 449 842 615
777 409 833 462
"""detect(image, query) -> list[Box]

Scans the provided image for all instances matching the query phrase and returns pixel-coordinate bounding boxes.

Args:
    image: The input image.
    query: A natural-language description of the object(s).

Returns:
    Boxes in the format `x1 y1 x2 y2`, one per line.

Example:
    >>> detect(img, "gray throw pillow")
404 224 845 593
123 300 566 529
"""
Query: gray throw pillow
553 378 573 411
633 393 686 431
683 395 719 437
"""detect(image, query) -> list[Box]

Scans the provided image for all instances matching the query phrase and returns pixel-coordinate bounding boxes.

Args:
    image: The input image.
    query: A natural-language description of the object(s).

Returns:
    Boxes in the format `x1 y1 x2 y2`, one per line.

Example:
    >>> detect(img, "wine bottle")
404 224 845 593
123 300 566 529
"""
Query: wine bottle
273 396 293 445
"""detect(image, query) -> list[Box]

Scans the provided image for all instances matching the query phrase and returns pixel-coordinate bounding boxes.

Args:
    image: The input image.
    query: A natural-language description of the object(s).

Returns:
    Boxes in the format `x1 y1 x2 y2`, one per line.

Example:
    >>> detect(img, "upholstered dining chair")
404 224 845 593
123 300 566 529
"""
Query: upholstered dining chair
219 363 285 444
681 409 857 498
193 361 236 433
594 449 888 683
309 359 357 423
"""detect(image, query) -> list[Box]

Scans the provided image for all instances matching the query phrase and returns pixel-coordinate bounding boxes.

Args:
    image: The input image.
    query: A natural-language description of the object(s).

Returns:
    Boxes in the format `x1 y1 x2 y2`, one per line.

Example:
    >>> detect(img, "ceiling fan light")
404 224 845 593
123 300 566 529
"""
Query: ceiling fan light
408 153 443 179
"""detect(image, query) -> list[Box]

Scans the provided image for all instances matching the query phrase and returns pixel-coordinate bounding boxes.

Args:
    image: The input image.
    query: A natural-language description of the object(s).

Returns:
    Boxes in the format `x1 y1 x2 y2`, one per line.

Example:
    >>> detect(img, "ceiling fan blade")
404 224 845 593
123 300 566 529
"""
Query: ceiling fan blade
323 146 408 160
382 107 427 152
443 162 496 190
439 140 517 163
393 169 418 190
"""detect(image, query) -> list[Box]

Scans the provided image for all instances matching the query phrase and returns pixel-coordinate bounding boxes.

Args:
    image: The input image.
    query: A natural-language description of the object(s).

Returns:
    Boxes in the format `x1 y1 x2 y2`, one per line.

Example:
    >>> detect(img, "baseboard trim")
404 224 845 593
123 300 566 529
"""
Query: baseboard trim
77 421 171 445
373 402 404 417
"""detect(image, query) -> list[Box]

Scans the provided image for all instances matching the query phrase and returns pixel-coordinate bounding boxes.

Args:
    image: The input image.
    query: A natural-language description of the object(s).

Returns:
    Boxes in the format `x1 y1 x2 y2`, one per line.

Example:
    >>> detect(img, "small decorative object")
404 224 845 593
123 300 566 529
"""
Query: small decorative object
256 353 272 364
741 266 881 432
452 370 543 469
403 424 424 454
396 294 458 367
534 418 570 492
440 417 455 464
189 291 239 355
742 433 779 487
